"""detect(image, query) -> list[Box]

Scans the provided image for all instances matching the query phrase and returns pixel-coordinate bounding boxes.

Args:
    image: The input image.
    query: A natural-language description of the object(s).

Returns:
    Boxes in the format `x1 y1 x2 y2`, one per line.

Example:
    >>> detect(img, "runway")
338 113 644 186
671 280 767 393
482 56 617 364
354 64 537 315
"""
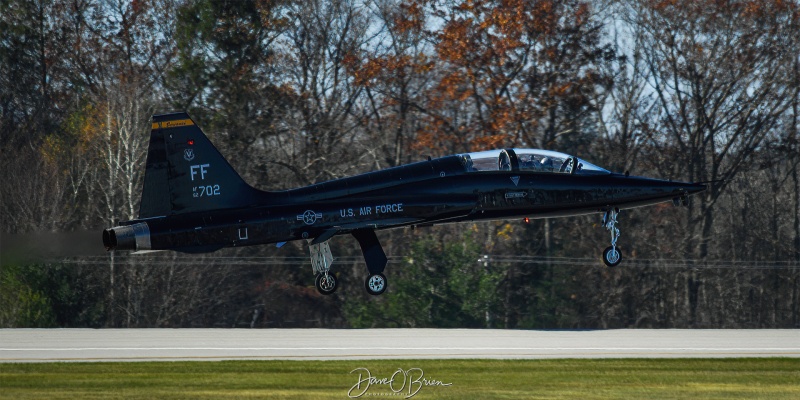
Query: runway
1 329 798 362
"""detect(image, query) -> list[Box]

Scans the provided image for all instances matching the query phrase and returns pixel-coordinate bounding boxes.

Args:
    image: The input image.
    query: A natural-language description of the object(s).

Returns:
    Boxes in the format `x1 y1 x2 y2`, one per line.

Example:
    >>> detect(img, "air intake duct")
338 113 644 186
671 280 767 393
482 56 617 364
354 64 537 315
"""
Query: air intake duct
103 223 151 251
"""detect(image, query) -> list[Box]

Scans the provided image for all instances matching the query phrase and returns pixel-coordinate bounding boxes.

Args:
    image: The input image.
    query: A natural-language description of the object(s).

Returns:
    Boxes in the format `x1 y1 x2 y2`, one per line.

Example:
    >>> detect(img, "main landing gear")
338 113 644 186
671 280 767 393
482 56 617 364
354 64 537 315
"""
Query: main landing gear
307 228 389 296
601 208 622 267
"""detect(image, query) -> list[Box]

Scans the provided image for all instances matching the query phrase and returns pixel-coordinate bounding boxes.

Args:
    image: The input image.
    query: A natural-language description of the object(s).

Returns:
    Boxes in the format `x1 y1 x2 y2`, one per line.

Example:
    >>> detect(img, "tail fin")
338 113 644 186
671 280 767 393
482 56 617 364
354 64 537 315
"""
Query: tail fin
138 112 264 218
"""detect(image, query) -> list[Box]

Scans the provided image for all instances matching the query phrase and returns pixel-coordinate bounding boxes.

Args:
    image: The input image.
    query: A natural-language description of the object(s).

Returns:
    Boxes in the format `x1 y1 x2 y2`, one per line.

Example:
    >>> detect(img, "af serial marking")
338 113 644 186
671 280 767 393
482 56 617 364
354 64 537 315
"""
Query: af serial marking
193 184 220 198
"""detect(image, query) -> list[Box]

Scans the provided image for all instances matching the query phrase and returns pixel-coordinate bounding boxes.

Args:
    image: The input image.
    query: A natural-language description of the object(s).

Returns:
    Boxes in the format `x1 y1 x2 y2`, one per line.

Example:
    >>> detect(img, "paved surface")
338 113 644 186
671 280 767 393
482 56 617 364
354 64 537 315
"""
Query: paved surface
1 329 798 362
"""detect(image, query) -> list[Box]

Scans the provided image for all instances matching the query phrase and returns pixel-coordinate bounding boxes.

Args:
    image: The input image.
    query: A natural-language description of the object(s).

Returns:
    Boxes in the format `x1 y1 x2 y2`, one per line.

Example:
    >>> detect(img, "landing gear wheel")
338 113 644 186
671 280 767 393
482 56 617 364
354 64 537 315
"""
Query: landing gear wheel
365 273 387 296
602 246 622 267
315 273 338 295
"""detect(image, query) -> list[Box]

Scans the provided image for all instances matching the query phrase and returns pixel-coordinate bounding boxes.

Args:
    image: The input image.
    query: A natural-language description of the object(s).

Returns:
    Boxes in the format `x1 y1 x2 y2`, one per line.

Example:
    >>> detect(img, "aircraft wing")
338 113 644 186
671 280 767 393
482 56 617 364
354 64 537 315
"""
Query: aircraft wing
310 217 424 245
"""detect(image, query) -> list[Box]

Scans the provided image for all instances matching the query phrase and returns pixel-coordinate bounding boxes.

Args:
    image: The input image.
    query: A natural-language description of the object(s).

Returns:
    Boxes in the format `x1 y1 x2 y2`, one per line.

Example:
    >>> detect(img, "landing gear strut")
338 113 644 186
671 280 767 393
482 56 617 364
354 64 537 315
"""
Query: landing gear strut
353 229 389 296
309 240 338 295
305 229 391 295
601 208 622 267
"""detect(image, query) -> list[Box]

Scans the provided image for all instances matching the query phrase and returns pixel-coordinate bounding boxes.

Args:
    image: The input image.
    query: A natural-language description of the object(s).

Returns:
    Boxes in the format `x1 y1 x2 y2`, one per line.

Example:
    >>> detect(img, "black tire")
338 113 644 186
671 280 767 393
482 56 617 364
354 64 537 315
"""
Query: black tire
602 246 622 267
364 273 387 296
315 273 338 295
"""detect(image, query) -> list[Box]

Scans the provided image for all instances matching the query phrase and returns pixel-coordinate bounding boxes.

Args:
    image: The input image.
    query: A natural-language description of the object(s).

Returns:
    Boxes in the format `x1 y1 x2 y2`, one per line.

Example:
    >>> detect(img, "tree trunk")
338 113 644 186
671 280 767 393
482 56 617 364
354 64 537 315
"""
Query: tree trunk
108 252 115 327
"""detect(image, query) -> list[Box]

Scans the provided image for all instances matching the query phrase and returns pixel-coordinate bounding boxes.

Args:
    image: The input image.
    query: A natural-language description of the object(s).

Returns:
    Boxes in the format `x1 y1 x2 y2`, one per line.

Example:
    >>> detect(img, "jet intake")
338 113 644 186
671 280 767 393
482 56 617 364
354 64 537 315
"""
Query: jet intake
103 223 151 251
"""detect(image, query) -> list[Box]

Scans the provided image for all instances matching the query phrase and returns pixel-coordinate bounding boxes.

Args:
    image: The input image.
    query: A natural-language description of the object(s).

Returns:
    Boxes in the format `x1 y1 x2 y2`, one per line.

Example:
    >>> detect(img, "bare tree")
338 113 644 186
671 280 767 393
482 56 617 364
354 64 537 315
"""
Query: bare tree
631 0 799 258
64 0 172 326
593 3 656 173
277 0 373 184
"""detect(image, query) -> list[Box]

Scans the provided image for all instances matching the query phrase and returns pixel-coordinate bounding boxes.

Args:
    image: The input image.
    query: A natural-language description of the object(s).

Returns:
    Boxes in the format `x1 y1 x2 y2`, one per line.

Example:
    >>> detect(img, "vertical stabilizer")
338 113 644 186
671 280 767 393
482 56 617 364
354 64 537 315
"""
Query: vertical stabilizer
138 112 264 218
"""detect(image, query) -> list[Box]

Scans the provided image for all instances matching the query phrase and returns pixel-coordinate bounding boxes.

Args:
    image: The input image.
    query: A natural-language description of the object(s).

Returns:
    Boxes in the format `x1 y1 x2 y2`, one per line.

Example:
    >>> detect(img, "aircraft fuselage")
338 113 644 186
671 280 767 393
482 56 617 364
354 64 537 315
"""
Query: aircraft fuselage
111 156 702 254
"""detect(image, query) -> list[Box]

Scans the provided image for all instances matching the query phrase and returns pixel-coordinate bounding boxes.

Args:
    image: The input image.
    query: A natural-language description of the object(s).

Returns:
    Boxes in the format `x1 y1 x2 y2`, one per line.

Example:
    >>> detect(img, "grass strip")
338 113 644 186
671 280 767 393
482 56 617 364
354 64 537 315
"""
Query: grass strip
1 358 799 399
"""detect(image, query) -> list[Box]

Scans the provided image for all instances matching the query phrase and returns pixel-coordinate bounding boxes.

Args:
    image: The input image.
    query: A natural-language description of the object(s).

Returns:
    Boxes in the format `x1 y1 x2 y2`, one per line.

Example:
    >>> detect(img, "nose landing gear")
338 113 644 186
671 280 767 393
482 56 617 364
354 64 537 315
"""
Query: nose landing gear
601 208 622 267
672 194 690 207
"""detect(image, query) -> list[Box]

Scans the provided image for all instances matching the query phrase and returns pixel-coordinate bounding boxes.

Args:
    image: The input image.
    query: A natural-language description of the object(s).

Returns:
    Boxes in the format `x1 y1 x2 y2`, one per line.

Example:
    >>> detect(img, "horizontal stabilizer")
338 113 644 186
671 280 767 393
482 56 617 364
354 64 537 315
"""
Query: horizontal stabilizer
131 250 165 255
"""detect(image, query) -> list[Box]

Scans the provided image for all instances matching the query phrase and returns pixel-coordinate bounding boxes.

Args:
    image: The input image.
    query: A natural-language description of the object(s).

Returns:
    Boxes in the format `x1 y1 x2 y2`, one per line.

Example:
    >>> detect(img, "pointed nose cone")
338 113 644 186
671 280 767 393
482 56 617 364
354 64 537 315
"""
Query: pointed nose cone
611 174 708 209
623 174 707 194
666 181 707 200
675 180 708 196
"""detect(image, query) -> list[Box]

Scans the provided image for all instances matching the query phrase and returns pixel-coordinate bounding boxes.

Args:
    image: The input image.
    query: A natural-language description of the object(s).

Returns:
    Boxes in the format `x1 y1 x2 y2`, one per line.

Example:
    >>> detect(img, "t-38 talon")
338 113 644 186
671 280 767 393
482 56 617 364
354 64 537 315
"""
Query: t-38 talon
103 113 706 295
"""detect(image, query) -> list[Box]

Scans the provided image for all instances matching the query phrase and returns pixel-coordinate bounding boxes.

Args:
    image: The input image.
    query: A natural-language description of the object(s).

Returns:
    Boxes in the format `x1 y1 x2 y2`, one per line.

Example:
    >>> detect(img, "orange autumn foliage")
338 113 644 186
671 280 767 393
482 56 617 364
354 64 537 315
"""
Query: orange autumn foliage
403 0 612 153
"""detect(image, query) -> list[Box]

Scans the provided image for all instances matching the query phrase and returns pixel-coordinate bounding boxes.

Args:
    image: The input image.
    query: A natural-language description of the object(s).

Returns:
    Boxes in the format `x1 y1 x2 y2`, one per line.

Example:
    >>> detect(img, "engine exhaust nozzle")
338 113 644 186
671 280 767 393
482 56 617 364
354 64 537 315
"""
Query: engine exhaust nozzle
102 223 151 251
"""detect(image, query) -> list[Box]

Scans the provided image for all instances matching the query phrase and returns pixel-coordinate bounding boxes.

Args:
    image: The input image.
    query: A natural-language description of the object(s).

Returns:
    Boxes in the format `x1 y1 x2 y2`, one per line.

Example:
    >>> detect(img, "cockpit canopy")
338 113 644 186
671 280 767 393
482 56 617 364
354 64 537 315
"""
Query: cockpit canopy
458 149 610 175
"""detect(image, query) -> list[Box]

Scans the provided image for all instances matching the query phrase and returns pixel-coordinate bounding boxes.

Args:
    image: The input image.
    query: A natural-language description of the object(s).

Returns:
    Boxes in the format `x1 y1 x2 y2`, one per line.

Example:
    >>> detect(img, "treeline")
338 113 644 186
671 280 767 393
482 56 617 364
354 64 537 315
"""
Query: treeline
1 0 799 329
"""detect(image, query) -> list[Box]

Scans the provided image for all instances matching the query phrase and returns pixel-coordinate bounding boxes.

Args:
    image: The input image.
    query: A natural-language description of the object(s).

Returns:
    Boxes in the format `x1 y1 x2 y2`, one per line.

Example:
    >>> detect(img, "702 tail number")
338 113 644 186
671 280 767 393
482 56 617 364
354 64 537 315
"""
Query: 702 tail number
193 184 220 197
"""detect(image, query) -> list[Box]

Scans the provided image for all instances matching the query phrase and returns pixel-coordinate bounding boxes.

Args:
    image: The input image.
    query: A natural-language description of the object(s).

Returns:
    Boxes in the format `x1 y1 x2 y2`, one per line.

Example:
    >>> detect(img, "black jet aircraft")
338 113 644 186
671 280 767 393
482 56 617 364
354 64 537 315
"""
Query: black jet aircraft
103 112 706 295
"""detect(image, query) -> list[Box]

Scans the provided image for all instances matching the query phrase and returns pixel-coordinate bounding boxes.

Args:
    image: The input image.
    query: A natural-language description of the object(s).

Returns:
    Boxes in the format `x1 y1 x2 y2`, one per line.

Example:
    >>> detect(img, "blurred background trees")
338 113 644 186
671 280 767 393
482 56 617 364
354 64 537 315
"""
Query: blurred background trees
1 0 798 329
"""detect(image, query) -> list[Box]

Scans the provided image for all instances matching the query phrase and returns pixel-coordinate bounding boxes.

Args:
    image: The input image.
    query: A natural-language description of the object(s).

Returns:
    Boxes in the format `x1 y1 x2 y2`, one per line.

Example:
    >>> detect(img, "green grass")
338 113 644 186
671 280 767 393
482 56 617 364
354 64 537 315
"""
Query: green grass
1 359 799 399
